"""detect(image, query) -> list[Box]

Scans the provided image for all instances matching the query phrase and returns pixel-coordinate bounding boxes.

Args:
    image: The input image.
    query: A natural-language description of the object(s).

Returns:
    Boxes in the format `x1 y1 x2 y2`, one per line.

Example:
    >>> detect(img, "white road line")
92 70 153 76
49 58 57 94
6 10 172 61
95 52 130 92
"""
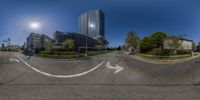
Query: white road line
17 56 105 78
106 61 124 74
9 59 20 63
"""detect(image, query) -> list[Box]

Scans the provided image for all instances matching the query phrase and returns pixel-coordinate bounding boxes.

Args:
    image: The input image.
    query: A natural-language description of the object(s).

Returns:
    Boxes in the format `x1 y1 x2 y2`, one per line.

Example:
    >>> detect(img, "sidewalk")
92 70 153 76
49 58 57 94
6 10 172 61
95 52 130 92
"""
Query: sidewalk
125 52 200 64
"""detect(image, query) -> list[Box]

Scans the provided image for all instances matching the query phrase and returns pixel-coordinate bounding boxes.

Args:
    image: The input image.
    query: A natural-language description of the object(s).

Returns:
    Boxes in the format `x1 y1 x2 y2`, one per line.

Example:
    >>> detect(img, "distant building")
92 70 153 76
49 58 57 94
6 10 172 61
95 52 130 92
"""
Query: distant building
41 34 54 49
197 42 200 52
53 31 104 51
53 31 64 44
164 38 193 50
26 32 53 52
26 33 42 51
79 9 105 38
78 9 108 49
5 45 21 51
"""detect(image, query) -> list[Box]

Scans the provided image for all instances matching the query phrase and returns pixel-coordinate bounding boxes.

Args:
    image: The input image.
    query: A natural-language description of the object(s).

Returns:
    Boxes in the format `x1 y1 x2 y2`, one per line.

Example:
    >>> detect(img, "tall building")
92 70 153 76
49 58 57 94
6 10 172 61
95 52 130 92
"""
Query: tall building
79 9 105 38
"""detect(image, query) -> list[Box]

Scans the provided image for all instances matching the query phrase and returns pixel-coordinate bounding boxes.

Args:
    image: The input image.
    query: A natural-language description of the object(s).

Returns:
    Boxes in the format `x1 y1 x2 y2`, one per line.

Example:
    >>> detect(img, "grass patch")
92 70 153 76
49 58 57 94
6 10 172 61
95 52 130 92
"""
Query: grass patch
137 53 191 60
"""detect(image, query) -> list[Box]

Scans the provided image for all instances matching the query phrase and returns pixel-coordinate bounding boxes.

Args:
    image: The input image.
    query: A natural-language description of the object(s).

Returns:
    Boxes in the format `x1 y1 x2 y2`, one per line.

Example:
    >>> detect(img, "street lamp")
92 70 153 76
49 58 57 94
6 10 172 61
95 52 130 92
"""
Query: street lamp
85 14 96 56
85 13 89 56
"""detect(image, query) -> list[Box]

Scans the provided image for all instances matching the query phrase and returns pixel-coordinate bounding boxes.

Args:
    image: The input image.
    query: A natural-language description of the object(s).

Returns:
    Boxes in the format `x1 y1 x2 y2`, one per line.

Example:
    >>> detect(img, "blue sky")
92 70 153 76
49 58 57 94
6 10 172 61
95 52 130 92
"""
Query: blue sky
0 0 200 47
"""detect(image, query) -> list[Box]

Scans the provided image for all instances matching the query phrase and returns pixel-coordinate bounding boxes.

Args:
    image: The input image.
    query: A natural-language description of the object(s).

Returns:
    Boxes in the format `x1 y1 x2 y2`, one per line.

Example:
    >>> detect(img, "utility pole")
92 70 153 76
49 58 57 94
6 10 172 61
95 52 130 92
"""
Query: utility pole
85 12 88 56
199 37 200 52
7 38 11 46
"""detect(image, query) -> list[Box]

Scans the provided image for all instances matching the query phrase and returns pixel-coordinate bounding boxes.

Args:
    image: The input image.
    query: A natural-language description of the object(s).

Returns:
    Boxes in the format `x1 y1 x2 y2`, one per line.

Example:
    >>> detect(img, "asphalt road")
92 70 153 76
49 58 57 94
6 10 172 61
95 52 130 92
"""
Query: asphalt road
1 51 200 100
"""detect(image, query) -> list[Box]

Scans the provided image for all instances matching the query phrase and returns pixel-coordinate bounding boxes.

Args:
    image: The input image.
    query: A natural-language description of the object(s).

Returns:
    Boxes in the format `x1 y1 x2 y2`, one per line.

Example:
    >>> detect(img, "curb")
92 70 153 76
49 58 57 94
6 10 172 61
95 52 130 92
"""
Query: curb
21 54 90 61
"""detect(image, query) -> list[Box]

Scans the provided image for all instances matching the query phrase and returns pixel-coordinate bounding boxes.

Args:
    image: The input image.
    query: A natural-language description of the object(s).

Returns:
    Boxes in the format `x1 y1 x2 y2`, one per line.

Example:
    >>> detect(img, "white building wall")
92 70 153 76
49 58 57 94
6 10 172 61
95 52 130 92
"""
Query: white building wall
164 39 192 50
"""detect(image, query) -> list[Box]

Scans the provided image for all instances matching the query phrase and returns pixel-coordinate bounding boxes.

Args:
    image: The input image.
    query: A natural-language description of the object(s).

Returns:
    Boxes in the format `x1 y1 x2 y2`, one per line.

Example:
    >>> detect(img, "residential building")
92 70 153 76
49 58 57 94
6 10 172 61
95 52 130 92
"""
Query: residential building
164 38 193 50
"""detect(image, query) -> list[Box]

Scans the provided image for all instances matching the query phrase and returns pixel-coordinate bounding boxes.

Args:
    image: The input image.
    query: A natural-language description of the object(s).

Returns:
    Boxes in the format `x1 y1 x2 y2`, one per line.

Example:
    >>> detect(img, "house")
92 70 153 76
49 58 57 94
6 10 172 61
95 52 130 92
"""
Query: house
164 38 193 50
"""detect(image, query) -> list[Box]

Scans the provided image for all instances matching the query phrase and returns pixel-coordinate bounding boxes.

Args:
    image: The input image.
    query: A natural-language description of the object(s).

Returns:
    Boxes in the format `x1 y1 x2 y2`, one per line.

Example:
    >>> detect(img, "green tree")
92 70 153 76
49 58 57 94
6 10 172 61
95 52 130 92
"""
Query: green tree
140 36 156 50
46 41 53 51
63 39 75 51
125 31 140 52
151 32 167 48
150 32 168 54
192 42 195 51
168 35 181 55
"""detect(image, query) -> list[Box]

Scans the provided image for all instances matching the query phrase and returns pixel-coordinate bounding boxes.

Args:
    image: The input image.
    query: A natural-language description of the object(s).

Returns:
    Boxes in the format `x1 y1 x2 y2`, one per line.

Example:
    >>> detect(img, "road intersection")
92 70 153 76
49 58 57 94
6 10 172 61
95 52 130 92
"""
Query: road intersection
1 51 200 100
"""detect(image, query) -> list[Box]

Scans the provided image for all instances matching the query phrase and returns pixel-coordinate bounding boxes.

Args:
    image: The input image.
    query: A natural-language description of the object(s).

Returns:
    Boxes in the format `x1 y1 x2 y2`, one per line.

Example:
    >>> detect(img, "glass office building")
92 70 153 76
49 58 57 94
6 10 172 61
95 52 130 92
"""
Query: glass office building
79 9 105 39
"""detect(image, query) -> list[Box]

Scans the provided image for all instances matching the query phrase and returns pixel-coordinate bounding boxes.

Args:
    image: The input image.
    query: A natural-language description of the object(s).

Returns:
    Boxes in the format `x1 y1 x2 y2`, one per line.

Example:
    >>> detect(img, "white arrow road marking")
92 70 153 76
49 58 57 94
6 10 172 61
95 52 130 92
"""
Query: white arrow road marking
9 59 20 63
17 56 105 78
106 61 124 74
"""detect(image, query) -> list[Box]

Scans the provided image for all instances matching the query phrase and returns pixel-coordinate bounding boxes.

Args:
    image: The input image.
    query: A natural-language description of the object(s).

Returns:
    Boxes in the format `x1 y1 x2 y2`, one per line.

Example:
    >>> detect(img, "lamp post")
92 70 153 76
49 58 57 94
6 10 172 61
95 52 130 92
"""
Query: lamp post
23 30 33 54
85 13 89 56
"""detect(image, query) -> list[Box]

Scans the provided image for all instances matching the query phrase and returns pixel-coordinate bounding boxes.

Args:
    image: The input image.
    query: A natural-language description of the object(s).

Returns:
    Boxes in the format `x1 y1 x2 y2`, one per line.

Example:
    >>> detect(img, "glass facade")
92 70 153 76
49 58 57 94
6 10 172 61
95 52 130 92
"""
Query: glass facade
79 9 105 39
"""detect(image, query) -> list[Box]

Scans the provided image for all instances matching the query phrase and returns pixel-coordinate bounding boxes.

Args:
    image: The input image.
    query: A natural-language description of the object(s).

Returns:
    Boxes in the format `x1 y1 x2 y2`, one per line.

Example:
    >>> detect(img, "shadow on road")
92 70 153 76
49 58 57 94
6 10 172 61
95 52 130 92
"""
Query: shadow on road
27 55 32 60
22 52 33 60
195 61 200 64
0 69 28 86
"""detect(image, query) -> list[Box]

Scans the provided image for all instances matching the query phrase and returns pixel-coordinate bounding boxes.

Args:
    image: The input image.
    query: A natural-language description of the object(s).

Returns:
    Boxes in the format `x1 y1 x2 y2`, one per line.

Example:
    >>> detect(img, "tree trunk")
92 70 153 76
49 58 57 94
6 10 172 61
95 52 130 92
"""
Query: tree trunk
174 50 176 55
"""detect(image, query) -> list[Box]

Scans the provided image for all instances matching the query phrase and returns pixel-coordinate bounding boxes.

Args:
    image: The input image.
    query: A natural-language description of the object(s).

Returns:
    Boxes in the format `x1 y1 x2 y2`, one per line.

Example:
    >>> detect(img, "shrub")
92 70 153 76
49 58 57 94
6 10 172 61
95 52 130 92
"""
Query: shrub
176 50 191 55
39 51 77 55
141 48 192 56
37 53 85 59
142 48 161 55
86 51 108 56
161 49 171 56
40 51 55 55
55 51 77 55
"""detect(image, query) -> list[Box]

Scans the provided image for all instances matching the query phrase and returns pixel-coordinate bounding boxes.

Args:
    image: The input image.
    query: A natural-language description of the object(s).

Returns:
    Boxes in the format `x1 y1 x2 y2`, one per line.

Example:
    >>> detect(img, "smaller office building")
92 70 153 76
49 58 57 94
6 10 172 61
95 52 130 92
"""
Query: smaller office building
26 31 108 52
26 33 41 52
26 32 54 52
53 31 108 51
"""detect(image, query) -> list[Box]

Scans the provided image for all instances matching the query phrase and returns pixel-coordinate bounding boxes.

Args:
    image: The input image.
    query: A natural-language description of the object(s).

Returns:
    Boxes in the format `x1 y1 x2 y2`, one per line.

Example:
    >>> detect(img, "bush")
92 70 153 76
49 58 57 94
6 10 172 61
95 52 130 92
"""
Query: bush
37 50 109 59
141 48 161 55
176 50 191 55
161 49 171 56
141 48 173 56
86 51 109 56
37 53 85 59
40 51 55 55
141 48 192 56
39 51 77 55
56 51 77 55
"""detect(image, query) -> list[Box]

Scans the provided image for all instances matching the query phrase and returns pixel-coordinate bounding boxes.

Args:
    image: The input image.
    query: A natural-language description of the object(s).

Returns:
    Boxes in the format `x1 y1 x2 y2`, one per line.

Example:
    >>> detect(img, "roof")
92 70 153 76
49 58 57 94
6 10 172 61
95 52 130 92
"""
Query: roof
165 37 193 43
181 38 193 42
